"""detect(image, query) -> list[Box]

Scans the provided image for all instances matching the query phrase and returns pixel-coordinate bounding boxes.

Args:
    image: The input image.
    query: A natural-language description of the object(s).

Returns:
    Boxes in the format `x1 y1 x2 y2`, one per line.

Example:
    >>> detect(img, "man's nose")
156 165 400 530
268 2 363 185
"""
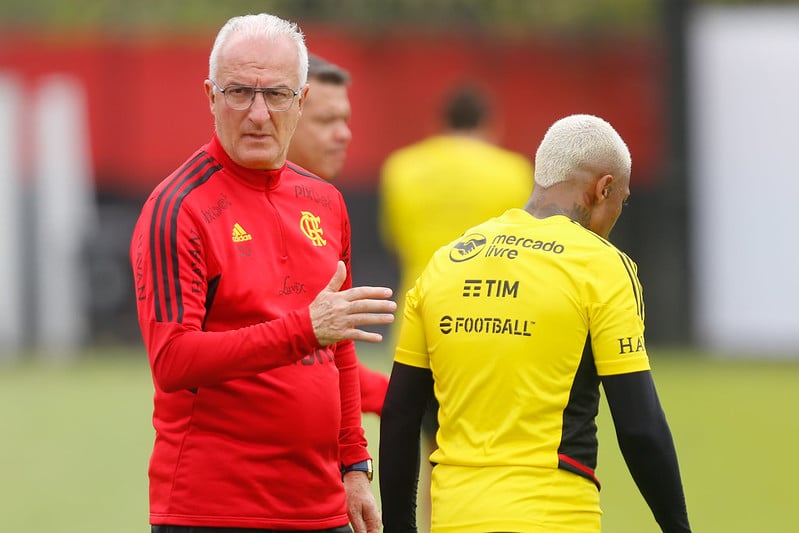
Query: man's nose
248 92 272 120
336 123 352 143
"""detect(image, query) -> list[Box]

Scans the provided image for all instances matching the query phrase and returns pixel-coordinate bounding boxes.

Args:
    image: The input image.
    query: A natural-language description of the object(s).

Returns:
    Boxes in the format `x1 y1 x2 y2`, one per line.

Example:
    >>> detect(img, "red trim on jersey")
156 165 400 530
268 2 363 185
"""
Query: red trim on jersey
558 453 602 489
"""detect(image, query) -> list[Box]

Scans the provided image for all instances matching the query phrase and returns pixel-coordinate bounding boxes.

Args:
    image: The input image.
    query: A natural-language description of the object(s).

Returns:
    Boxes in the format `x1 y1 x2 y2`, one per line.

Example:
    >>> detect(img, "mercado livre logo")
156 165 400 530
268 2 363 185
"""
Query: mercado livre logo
449 233 487 262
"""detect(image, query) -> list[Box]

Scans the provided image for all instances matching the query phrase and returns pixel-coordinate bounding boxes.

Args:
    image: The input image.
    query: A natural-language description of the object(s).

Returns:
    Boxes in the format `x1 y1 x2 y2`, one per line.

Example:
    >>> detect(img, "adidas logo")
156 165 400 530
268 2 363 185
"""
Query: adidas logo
232 223 252 242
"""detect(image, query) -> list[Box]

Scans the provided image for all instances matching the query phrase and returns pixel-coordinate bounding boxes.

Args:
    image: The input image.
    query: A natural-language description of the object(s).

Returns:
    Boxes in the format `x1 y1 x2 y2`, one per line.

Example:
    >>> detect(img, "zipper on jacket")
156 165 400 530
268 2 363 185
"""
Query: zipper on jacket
264 190 288 262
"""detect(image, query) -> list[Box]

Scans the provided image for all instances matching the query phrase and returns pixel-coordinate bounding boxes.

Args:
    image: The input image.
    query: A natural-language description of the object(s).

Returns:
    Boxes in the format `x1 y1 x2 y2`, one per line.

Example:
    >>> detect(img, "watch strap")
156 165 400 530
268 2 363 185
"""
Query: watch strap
341 459 373 480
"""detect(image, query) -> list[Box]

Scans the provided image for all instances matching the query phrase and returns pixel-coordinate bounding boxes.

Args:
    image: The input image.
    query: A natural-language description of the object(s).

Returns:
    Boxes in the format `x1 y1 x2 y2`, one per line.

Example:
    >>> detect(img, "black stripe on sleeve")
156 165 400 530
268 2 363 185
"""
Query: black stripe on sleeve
617 251 644 320
150 152 221 322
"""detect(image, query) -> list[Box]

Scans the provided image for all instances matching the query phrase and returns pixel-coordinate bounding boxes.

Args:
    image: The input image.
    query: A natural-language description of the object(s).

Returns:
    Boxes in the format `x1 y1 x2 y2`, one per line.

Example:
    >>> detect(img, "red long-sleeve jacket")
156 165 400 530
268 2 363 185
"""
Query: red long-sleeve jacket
130 135 369 529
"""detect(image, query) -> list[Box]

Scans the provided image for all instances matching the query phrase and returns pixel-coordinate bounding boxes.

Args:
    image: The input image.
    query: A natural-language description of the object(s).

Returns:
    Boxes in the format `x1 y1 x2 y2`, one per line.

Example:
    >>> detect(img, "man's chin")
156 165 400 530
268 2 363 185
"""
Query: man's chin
317 163 342 181
236 150 283 170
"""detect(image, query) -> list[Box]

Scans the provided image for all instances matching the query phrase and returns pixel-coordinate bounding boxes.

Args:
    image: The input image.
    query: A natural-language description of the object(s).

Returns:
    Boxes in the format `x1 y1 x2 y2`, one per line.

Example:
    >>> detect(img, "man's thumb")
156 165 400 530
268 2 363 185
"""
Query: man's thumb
325 261 346 292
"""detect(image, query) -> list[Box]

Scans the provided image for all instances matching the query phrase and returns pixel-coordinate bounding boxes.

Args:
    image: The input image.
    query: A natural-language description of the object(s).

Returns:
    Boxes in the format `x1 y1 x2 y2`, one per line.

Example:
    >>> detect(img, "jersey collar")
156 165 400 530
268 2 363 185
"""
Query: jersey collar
207 134 285 191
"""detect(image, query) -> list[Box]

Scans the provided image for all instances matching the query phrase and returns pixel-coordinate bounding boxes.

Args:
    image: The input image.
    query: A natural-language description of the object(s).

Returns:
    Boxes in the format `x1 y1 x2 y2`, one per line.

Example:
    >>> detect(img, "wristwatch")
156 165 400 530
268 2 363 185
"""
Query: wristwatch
341 459 373 481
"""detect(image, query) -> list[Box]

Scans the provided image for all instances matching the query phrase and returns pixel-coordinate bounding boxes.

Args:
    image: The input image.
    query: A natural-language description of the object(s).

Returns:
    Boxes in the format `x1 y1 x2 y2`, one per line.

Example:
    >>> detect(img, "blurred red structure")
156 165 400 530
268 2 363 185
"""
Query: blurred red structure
0 26 666 195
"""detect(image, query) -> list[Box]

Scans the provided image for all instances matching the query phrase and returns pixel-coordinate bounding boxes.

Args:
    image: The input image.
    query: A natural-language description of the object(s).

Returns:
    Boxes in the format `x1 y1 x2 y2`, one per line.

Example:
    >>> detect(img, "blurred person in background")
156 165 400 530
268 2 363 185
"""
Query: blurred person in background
379 83 534 324
287 53 351 183
379 114 691 533
287 52 389 417
378 83 534 527
130 13 395 533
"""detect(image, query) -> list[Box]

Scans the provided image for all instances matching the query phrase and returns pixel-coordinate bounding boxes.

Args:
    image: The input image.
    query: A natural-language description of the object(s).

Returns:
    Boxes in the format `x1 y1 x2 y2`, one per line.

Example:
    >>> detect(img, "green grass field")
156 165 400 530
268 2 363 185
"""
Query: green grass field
1 344 797 532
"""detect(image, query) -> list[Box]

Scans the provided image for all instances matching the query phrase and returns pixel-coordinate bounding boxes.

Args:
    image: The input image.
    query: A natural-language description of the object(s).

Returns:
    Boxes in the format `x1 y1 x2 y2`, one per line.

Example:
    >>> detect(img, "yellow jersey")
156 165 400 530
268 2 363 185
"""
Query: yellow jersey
395 208 650 532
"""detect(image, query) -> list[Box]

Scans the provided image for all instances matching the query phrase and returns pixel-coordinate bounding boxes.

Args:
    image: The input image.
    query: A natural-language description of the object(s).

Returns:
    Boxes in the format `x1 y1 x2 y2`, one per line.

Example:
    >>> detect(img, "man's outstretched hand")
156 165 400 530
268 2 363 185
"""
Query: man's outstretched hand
310 261 396 346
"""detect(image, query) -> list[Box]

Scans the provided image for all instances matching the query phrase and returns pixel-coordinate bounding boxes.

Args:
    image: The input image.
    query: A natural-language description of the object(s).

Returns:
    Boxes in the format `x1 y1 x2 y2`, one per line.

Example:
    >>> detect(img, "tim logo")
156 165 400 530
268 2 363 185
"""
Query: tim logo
300 210 327 246
449 233 487 262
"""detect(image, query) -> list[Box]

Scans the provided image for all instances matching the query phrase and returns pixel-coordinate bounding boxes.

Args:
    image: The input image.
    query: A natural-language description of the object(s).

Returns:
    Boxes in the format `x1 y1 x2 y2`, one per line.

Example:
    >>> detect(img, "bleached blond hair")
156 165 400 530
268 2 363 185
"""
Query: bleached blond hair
534 114 631 188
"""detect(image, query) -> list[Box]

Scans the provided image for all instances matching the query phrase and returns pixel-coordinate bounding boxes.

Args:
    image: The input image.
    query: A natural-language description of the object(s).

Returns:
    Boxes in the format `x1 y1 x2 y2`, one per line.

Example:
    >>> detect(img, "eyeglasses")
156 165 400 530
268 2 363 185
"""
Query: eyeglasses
211 81 300 111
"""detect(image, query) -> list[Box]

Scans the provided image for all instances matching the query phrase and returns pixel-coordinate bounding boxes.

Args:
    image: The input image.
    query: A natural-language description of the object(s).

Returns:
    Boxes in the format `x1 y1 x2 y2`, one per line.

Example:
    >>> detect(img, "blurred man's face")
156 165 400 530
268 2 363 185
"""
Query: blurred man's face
288 80 352 180
205 33 307 170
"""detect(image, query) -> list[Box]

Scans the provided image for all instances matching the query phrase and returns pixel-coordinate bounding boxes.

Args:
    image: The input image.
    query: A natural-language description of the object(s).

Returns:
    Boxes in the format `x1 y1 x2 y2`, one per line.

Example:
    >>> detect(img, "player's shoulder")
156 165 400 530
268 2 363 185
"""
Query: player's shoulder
565 220 623 252
501 214 633 269
566 222 639 279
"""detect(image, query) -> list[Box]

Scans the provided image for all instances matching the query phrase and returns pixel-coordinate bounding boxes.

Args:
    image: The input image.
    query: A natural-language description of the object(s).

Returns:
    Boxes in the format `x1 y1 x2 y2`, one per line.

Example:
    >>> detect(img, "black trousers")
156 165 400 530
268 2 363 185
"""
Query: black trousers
152 526 352 533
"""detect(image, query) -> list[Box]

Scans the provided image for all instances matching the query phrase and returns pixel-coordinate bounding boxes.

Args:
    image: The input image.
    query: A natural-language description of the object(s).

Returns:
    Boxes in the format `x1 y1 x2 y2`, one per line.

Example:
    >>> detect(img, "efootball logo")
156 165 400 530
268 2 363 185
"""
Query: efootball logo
449 233 487 262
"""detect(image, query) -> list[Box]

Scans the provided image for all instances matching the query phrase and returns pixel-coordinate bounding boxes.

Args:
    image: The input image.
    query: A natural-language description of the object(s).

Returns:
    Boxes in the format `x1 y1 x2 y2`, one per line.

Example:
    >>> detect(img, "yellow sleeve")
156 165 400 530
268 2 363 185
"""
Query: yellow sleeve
589 250 650 376
393 282 431 369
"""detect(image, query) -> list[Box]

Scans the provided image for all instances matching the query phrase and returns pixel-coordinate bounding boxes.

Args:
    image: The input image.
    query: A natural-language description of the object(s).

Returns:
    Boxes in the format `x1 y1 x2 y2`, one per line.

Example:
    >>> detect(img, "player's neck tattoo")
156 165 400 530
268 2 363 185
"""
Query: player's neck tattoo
567 203 591 228
530 199 590 228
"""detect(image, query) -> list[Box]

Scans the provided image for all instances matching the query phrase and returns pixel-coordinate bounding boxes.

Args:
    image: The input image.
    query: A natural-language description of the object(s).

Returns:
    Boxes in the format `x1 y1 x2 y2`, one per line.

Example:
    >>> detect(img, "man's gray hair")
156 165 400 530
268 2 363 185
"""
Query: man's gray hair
208 13 309 87
534 114 632 188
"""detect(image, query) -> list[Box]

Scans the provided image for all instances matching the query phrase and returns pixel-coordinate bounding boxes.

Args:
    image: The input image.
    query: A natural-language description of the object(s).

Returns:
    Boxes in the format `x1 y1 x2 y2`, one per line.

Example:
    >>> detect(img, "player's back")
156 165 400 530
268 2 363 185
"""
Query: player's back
395 208 643 531
413 209 623 468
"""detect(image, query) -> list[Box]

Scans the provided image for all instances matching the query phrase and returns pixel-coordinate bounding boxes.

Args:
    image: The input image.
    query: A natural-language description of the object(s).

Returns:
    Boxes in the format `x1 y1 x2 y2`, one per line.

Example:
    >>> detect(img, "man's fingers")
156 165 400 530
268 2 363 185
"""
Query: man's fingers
350 516 367 533
325 265 395 305
325 260 347 292
341 285 394 302
347 502 369 533
347 311 395 326
350 331 384 344
311 273 396 346
346 298 397 315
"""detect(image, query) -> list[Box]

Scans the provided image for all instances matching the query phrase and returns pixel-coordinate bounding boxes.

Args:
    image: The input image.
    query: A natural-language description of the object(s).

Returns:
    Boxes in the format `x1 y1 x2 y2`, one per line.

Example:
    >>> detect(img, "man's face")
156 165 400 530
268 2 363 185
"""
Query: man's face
205 34 307 170
287 80 352 180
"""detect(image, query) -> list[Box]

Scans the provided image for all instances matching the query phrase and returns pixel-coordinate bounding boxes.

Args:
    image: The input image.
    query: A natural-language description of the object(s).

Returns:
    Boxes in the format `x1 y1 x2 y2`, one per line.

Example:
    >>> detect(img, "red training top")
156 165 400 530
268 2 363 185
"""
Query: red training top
130 135 369 529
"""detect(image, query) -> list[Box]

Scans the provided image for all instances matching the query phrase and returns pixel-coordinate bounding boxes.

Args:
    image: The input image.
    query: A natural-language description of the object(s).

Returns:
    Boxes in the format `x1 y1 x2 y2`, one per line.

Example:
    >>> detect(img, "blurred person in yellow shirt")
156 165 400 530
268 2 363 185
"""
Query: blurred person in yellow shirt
288 53 389 417
379 84 534 329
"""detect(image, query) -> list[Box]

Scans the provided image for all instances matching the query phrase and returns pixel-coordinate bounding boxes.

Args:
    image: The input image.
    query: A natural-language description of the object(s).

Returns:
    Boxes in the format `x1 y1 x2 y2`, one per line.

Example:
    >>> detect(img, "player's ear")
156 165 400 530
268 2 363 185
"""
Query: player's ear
595 174 614 203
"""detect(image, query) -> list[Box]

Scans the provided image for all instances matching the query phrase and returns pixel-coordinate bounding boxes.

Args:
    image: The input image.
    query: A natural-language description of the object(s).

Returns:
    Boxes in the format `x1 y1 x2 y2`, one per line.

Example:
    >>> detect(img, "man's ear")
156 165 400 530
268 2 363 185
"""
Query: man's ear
204 80 216 112
297 84 310 114
595 174 614 202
